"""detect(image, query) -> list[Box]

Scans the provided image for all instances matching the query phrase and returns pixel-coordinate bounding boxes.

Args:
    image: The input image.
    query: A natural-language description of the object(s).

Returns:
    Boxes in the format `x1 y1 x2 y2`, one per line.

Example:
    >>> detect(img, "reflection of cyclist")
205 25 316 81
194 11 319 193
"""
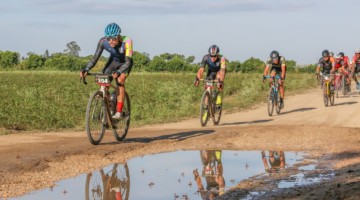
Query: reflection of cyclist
80 23 133 120
262 50 286 109
194 150 225 200
317 50 335 93
194 45 227 106
261 151 286 173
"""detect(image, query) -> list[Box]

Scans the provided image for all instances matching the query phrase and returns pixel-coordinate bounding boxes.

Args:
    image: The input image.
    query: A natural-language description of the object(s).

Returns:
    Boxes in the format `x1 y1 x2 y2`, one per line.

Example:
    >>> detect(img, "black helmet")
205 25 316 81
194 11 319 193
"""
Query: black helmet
339 52 345 57
322 50 330 57
209 45 220 57
270 50 280 59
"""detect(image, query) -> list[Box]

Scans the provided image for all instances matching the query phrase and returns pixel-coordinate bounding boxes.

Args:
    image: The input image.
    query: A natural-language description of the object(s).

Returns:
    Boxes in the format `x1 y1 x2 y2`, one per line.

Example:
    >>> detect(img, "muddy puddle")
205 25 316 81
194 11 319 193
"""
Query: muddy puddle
11 150 331 200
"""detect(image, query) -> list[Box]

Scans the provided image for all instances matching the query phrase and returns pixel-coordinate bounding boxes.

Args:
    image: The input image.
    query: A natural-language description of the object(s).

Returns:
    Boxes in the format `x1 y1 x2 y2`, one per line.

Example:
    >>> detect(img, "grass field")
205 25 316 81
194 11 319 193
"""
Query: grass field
0 71 318 133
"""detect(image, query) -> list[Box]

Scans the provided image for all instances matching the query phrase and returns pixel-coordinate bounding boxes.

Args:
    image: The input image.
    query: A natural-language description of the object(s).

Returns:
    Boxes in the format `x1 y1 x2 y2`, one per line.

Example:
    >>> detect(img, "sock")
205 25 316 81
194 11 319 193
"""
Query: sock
116 102 124 113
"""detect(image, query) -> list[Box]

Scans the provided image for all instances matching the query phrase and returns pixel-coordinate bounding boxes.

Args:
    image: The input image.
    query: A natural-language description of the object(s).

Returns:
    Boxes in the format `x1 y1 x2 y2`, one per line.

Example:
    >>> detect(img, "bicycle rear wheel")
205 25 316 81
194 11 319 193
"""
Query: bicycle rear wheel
109 163 130 200
212 93 222 125
86 91 106 145
335 78 340 98
330 93 335 106
276 91 281 115
267 88 275 116
200 91 210 127
113 92 131 141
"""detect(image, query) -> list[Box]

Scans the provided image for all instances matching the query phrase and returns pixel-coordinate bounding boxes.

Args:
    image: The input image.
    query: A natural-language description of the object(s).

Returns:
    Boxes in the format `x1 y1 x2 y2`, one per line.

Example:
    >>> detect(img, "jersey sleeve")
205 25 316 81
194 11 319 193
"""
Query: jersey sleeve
280 57 286 66
86 39 104 70
123 37 133 58
220 56 226 69
200 55 208 68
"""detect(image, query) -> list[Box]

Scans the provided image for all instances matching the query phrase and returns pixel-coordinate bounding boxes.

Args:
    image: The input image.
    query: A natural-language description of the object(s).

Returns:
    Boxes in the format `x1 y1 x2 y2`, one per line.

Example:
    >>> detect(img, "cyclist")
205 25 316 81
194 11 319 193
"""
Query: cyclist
194 45 226 110
351 48 360 89
80 23 133 119
334 53 351 91
317 50 335 93
261 151 286 173
262 50 286 109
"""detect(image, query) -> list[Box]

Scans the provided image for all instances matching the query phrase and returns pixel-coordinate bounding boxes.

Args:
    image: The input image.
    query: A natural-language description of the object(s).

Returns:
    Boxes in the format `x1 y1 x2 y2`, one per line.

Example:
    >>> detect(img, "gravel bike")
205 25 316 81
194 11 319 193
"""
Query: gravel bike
199 79 222 127
265 75 282 116
321 73 335 107
81 73 130 145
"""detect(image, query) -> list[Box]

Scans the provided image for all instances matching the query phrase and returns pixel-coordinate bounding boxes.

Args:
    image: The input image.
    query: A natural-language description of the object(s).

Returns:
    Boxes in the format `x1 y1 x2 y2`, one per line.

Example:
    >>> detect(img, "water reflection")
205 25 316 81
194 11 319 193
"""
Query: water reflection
85 163 130 200
12 150 305 200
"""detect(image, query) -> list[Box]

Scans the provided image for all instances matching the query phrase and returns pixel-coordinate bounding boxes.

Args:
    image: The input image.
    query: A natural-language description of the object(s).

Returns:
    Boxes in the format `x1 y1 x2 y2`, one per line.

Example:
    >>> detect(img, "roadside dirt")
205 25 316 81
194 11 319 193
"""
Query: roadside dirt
1 87 360 199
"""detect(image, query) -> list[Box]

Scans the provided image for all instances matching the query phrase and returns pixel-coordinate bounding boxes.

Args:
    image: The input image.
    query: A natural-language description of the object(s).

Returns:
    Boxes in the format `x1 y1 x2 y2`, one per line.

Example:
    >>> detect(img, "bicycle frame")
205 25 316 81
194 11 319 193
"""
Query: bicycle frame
265 75 281 97
83 73 118 128
202 79 219 117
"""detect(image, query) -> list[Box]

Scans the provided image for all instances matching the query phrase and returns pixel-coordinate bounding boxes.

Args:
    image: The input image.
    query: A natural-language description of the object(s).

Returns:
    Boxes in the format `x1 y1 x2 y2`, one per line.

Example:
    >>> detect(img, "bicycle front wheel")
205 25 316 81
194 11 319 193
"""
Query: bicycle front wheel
267 88 275 116
86 91 106 145
200 91 210 127
113 92 131 141
212 93 222 125
323 84 329 107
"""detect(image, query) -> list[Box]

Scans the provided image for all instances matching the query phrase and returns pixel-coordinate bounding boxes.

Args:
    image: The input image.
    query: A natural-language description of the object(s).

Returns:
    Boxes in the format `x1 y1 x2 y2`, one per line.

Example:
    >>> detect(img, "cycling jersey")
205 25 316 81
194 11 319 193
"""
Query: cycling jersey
266 56 286 75
86 36 133 74
353 55 360 73
318 58 333 74
334 59 344 69
200 54 226 79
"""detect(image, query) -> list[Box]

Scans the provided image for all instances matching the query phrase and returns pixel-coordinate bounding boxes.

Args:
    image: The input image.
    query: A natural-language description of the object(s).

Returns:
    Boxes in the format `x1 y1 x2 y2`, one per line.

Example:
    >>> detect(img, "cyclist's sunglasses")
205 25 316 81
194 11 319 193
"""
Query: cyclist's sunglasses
210 55 218 58
106 36 119 41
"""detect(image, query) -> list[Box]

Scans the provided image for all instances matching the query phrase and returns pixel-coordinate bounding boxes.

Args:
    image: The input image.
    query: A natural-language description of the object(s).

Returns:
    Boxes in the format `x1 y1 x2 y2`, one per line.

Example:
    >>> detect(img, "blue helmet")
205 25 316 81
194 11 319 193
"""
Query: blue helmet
104 23 121 37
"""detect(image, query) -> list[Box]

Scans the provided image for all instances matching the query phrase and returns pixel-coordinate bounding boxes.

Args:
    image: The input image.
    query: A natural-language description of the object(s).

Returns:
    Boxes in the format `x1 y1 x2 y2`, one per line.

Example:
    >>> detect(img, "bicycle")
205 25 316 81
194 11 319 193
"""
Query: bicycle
85 163 130 200
264 75 282 116
199 79 222 127
81 73 130 145
321 73 335 107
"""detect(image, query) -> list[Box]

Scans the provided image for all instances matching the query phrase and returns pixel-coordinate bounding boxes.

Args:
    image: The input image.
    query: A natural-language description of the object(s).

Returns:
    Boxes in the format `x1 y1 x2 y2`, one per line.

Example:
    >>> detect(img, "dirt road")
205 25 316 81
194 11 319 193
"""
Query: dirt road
1 87 360 199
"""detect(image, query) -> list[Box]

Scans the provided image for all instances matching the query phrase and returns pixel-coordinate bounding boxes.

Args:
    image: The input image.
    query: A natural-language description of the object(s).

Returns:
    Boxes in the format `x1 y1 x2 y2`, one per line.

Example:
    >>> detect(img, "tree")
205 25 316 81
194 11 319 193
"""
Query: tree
227 61 241 73
240 57 265 73
186 56 195 64
23 53 46 70
44 49 50 58
133 51 150 71
0 51 20 68
64 41 81 57
148 56 166 72
286 60 296 72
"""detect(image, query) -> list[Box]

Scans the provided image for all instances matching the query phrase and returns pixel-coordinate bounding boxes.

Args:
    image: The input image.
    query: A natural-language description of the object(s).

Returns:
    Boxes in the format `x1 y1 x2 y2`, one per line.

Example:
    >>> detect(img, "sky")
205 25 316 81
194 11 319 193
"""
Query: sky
1 0 359 64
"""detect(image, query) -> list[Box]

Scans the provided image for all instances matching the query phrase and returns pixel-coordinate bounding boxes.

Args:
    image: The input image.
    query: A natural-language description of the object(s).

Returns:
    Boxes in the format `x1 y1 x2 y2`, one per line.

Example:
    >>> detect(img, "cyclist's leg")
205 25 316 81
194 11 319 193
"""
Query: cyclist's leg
278 69 285 100
116 65 132 114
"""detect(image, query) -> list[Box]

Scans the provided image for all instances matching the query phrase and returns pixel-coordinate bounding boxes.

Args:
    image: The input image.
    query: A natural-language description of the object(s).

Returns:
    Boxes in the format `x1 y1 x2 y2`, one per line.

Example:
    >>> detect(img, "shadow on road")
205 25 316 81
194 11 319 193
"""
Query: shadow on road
124 129 215 144
221 119 273 126
334 101 358 106
281 107 317 115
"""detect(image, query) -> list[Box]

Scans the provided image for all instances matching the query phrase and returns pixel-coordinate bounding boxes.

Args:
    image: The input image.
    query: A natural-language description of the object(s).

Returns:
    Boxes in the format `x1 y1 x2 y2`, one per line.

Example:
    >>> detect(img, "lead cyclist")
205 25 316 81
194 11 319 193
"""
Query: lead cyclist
80 23 133 120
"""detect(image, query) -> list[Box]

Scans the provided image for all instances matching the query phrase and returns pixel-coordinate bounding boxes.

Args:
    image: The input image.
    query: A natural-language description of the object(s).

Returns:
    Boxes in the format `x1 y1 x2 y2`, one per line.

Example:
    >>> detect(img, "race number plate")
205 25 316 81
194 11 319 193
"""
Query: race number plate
95 75 111 86
205 81 214 87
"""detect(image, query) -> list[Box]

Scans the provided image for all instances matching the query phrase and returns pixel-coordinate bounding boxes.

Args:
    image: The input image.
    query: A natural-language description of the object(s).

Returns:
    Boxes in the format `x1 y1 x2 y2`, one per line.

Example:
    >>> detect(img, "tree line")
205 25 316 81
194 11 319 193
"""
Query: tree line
0 41 316 73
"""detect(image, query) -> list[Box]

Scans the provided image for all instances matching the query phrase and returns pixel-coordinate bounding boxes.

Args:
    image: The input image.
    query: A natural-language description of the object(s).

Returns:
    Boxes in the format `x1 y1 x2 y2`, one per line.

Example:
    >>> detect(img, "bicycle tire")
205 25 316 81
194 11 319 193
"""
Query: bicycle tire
200 91 211 127
335 78 340 98
330 93 335 106
212 92 222 125
113 92 131 141
323 84 329 107
85 170 105 200
86 91 106 145
267 87 275 116
276 90 281 115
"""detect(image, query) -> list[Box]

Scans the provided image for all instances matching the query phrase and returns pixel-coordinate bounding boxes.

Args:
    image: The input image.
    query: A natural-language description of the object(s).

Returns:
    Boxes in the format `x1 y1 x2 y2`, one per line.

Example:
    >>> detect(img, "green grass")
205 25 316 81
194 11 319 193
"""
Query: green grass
0 71 318 132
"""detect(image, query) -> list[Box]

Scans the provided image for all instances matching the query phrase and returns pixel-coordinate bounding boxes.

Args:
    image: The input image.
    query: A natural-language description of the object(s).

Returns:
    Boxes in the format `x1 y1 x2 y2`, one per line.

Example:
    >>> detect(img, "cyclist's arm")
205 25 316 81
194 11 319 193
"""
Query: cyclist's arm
218 57 226 82
118 38 133 73
280 57 286 79
263 59 271 76
197 55 208 79
86 39 105 70
316 59 322 74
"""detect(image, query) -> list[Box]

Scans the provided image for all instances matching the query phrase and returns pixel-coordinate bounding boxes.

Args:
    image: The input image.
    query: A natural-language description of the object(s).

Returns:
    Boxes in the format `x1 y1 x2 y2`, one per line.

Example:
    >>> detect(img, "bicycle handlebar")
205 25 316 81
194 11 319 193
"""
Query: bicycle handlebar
264 75 282 80
80 72 109 85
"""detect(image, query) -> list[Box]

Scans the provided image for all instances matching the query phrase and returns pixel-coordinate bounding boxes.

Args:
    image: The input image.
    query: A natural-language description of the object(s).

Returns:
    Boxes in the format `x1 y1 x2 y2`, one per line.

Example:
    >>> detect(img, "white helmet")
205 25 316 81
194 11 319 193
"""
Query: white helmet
355 48 360 54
